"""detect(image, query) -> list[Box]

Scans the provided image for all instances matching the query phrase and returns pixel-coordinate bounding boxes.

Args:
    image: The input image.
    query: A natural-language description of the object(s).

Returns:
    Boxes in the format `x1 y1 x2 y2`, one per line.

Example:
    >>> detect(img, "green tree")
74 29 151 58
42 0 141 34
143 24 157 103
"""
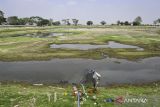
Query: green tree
38 19 50 26
53 21 61 26
49 19 53 26
124 21 130 25
133 21 140 26
7 16 19 25
23 17 33 25
120 22 124 25
87 21 93 25
62 19 70 25
30 16 43 25
0 10 6 25
62 19 67 25
117 20 121 25
72 19 79 26
153 18 160 25
0 10 4 17
0 17 6 25
66 19 70 25
100 21 106 25
133 16 142 26
18 18 26 25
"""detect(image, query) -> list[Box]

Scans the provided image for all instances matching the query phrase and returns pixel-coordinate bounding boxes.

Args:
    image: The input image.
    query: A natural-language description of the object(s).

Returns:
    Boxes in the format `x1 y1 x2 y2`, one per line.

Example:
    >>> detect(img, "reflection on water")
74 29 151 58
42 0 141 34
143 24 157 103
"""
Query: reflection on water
50 41 144 51
0 57 159 85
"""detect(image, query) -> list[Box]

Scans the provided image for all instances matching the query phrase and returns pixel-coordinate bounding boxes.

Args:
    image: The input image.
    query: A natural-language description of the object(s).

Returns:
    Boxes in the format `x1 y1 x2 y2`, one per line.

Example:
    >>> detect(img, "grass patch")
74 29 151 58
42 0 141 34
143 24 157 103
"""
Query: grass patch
0 26 160 61
0 82 160 107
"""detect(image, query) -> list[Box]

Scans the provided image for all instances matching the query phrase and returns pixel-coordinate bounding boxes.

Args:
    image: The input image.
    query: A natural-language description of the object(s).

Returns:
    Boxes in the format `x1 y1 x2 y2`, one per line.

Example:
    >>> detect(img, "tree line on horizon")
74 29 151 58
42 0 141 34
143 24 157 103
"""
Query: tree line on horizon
0 10 160 26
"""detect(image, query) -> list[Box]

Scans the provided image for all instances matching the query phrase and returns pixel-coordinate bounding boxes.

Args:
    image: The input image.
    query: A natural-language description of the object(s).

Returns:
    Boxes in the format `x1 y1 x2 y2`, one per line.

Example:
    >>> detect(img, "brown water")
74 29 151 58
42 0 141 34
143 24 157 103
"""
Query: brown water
0 57 159 85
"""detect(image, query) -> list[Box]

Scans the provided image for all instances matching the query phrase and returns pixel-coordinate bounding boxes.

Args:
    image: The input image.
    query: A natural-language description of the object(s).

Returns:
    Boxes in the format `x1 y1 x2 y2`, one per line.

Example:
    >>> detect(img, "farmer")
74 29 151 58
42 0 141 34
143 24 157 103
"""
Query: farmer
89 69 101 89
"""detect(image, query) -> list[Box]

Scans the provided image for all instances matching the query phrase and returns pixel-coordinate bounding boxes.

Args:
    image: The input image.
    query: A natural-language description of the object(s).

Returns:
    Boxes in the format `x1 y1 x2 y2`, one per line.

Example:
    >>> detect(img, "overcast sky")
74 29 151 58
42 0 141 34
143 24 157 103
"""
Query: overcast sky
0 0 160 24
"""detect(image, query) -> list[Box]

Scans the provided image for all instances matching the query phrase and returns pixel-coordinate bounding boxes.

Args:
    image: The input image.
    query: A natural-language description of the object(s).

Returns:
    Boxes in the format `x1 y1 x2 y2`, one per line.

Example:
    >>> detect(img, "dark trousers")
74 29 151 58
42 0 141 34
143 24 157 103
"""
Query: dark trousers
92 79 97 89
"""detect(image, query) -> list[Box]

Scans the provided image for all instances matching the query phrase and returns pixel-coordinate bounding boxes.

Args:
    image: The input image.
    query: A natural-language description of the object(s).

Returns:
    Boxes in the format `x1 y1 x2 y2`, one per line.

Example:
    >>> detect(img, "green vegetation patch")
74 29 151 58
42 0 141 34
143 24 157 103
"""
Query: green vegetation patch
0 82 160 107
0 26 160 61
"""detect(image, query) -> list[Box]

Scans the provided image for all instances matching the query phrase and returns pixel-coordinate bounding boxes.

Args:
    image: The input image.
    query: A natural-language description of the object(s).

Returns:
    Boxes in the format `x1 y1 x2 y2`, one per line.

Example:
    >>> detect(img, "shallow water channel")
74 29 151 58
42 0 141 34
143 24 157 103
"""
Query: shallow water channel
24 32 72 38
50 41 144 50
0 57 159 85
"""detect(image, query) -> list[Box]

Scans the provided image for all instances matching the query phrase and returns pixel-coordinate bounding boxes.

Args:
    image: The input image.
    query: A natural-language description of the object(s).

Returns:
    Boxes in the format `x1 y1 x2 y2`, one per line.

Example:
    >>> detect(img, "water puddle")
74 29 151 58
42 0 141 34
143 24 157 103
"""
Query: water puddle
24 32 72 38
50 41 144 50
